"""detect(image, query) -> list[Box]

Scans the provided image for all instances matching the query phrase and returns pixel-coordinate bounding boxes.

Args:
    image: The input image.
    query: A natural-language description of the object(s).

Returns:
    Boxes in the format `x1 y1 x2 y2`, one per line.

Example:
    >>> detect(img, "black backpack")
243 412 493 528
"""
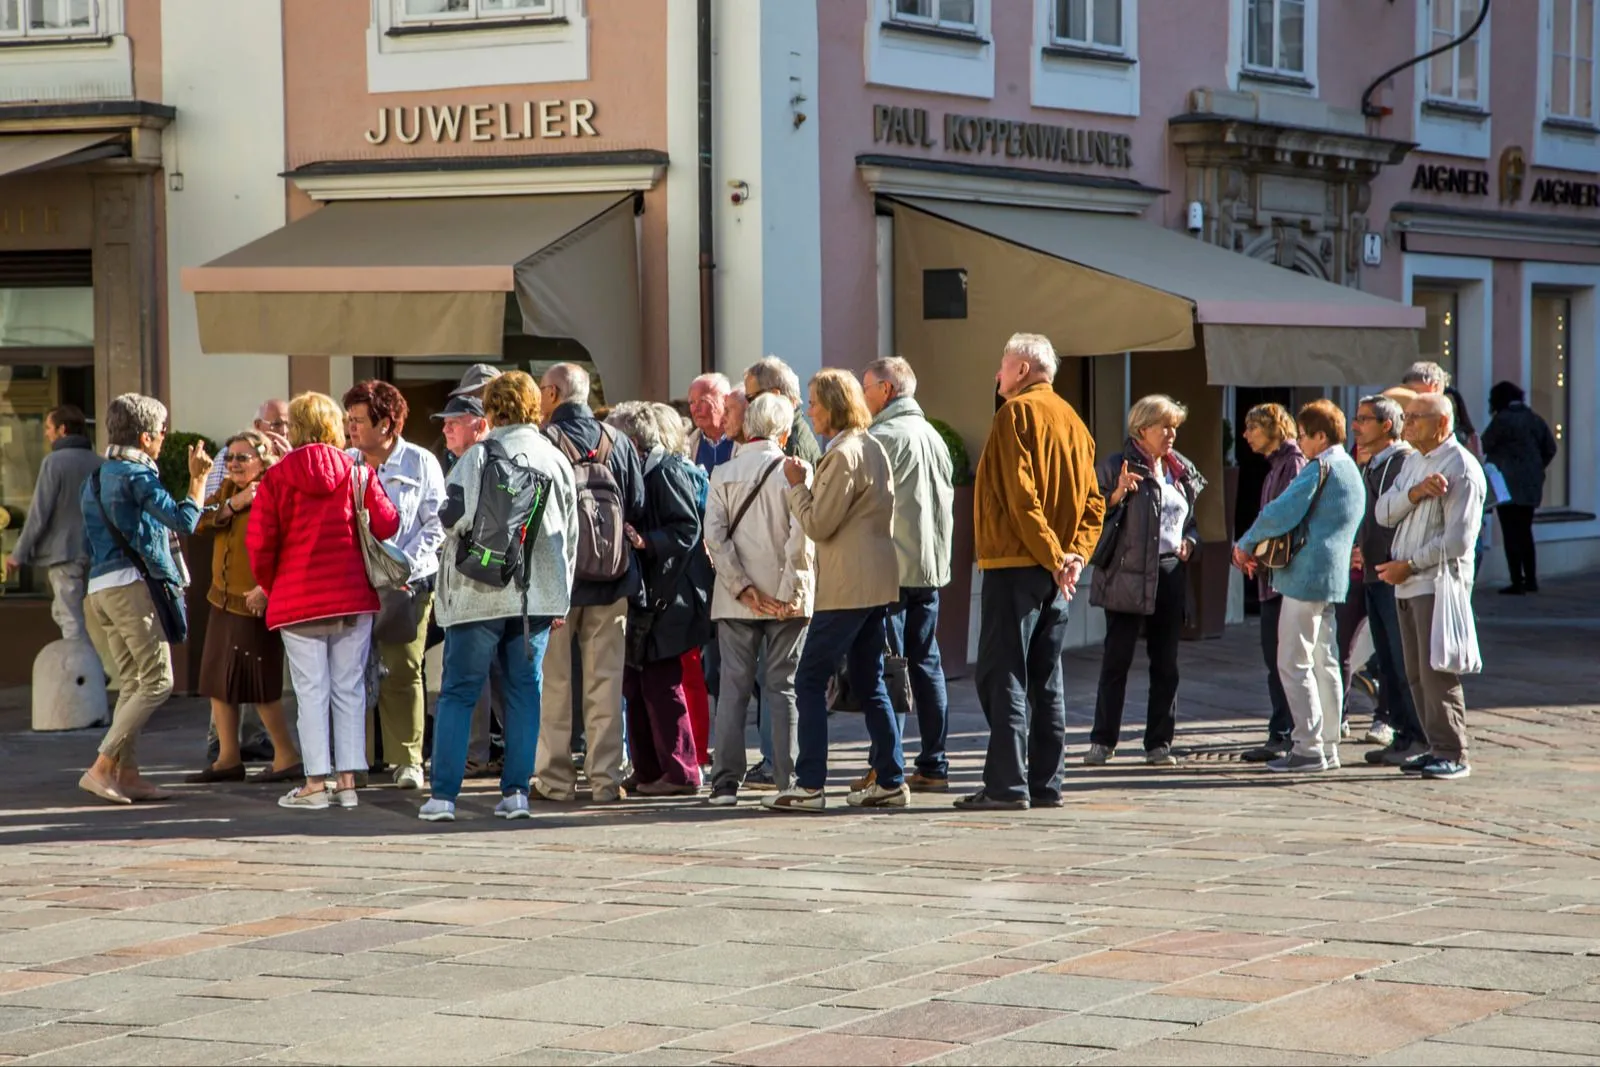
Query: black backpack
455 437 554 653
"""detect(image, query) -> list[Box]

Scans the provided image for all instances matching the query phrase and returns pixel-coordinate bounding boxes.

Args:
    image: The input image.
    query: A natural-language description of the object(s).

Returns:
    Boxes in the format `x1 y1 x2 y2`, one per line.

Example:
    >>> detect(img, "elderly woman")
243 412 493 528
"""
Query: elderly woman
1482 380 1557 595
653 399 715 774
764 369 899 813
607 401 714 796
1086 395 1205 768
1238 403 1306 763
249 393 400 811
77 394 210 804
187 430 302 785
703 393 813 804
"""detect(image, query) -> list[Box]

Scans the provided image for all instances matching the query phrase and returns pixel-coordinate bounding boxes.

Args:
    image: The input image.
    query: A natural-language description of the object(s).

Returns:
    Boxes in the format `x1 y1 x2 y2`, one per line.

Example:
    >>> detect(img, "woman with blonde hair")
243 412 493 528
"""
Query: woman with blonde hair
764 369 901 813
187 429 302 784
1238 402 1306 762
1086 395 1205 767
248 392 400 810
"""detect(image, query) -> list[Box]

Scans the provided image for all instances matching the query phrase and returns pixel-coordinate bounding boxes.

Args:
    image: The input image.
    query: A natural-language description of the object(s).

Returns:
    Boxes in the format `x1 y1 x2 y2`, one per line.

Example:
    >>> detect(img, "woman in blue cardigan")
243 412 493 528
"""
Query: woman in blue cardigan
1233 400 1365 773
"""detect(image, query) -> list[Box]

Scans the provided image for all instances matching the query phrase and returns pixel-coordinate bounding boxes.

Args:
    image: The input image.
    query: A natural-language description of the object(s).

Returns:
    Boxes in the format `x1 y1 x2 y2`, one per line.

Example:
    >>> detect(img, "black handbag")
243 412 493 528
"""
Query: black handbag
1255 461 1331 570
374 583 428 645
89 470 189 645
1089 501 1127 570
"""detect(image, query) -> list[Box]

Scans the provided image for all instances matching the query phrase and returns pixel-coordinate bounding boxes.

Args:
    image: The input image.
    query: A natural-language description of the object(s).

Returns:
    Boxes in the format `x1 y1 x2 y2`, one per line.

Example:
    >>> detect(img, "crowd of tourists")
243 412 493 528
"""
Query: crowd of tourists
10 336 1537 813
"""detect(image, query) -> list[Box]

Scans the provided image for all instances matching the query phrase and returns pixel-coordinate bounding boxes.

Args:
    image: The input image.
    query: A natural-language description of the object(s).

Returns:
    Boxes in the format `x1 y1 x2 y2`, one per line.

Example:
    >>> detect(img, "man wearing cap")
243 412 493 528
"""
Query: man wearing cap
434 394 488 476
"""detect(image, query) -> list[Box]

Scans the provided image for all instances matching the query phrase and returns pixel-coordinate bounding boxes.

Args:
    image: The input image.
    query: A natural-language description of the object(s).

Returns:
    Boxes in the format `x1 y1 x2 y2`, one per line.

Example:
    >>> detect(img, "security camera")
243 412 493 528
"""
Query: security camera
1186 201 1204 233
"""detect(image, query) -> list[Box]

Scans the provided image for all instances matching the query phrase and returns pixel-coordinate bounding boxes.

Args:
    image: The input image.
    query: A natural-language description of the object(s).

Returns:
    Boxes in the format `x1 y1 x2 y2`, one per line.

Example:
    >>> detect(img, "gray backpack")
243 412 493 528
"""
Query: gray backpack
544 423 629 583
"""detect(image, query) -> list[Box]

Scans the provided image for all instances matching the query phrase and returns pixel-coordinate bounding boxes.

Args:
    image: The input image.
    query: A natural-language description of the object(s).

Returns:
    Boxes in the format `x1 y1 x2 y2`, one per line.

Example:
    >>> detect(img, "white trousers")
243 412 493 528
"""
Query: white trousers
282 615 373 777
1276 597 1341 763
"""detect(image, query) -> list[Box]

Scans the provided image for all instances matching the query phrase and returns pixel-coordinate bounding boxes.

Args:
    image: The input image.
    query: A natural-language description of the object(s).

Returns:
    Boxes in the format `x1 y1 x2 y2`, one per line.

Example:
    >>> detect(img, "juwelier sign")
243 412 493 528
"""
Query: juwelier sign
872 103 1133 169
364 98 598 145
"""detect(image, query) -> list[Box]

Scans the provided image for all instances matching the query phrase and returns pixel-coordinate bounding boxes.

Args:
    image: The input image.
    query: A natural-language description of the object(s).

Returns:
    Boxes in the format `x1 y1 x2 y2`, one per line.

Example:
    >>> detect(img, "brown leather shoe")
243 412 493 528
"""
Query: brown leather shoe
849 768 876 792
906 772 950 793
185 763 246 784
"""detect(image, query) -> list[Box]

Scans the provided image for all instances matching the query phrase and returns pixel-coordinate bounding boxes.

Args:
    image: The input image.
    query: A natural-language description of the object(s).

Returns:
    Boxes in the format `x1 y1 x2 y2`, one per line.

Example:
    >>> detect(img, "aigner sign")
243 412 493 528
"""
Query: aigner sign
364 98 598 145
872 104 1133 169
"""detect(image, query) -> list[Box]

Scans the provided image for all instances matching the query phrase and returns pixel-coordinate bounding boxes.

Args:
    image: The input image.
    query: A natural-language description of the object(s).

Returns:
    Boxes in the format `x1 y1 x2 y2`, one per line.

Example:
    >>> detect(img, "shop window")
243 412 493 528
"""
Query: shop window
0 364 93 599
1530 293 1572 509
395 0 556 28
1426 0 1484 106
1413 288 1459 381
1244 0 1308 79
0 0 99 39
891 0 978 32
1052 0 1122 51
923 269 968 320
1549 0 1598 124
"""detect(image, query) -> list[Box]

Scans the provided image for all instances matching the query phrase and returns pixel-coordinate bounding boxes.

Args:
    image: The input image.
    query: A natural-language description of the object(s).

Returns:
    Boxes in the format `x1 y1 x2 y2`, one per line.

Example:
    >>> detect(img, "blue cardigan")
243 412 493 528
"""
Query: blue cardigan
1237 448 1364 604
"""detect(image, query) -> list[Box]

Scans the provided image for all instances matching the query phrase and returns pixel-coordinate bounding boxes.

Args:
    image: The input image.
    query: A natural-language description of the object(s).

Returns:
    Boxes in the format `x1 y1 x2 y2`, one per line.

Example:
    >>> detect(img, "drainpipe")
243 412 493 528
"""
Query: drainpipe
697 0 716 376
1360 0 1491 118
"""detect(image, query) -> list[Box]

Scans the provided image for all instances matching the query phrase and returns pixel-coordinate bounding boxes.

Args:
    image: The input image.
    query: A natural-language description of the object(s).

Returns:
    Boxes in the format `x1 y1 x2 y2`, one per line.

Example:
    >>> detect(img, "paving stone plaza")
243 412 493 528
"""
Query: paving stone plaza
0 578 1595 1066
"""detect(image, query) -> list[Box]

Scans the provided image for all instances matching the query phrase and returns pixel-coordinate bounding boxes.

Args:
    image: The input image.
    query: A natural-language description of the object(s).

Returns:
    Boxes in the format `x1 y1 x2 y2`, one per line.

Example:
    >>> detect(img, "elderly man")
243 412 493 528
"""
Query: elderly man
744 356 822 465
432 394 488 475
958 334 1104 811
862 357 955 791
686 372 735 473
205 398 290 500
723 387 748 445
534 362 645 803
1402 361 1479 455
6 405 102 641
1375 392 1486 782
1352 394 1425 767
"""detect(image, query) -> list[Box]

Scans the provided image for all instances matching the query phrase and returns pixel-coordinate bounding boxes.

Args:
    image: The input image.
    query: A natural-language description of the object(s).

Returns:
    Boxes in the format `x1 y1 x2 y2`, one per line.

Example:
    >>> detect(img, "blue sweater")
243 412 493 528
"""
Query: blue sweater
1237 448 1364 604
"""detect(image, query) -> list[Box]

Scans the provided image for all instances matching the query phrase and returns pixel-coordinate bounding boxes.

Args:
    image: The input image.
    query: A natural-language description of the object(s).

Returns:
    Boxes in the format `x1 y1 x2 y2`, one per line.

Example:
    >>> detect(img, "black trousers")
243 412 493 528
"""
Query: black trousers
1333 588 1367 722
1091 557 1185 752
1499 504 1538 589
975 566 1071 804
1260 597 1293 742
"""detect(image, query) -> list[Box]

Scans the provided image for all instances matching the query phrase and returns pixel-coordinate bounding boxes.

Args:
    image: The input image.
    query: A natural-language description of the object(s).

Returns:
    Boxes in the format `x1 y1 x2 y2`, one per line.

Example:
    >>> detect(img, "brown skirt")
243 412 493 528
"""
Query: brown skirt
198 605 285 705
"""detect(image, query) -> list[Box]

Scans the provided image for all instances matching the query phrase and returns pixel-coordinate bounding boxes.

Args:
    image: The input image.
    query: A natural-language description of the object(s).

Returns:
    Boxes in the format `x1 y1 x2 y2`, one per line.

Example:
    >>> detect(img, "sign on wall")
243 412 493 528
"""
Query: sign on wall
364 99 598 145
871 104 1133 170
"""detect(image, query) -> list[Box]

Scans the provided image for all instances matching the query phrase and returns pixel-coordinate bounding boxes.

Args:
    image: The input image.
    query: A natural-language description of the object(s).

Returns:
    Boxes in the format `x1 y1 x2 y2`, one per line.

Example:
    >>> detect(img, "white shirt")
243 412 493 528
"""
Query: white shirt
87 566 140 596
1157 470 1189 555
1376 437 1487 600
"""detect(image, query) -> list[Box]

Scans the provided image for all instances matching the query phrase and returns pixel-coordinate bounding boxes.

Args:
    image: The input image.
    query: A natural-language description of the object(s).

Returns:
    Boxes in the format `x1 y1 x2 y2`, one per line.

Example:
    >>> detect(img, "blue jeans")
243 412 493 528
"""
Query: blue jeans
885 587 950 777
430 616 553 803
793 606 903 791
1363 582 1422 747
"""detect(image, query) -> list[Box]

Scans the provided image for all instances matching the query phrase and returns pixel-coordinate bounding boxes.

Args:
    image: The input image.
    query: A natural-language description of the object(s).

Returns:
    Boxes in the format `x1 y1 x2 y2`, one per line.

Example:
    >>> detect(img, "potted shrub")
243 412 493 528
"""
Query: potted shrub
159 431 218 696
929 418 975 679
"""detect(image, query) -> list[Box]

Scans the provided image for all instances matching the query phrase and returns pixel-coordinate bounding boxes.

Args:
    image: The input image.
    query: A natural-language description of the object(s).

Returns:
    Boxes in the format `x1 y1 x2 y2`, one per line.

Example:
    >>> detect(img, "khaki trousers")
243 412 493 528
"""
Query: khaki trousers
1396 593 1470 762
85 581 174 765
535 598 628 799
369 591 432 771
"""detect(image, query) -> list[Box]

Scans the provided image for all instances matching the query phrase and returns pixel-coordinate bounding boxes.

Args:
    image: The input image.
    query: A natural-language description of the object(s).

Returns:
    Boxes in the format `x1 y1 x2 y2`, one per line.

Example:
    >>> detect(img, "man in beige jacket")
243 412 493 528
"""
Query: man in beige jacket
702 393 814 805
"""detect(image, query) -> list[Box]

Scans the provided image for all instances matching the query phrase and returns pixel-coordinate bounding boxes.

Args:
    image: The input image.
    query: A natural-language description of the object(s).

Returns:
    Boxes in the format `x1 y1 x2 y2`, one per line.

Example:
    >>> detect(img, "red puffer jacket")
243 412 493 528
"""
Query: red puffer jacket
247 443 401 631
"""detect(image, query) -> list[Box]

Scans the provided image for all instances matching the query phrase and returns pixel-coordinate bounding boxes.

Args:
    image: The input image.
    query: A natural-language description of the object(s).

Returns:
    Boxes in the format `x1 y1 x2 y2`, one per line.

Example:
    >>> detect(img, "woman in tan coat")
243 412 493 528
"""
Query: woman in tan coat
762 369 901 813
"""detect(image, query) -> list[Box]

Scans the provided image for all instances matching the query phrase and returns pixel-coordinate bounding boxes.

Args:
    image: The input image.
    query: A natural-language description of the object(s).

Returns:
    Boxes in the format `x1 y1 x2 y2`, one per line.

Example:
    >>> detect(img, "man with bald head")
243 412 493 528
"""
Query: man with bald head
1375 391 1486 782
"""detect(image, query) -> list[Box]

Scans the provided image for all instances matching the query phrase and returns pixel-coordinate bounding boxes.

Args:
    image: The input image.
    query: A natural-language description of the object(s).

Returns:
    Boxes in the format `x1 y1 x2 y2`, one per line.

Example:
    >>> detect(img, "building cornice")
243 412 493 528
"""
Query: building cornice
856 153 1164 214
285 149 669 201
1171 112 1414 172
1391 200 1600 247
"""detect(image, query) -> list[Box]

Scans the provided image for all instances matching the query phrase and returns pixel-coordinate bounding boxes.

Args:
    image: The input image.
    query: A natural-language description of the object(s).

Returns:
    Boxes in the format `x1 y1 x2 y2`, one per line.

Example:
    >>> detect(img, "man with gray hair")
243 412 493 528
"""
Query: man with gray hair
744 356 822 465
1376 391 1486 781
686 372 735 473
1351 393 1424 765
1402 361 1479 454
204 398 290 500
862 356 955 792
958 333 1103 811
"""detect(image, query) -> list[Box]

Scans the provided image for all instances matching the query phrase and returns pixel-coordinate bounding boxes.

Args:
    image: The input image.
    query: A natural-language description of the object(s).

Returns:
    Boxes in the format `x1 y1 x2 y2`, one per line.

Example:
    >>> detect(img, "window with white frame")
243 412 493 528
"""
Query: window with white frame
395 0 556 27
1053 0 1123 51
1426 0 1484 105
1550 0 1598 123
891 0 978 31
0 0 99 38
1244 0 1306 77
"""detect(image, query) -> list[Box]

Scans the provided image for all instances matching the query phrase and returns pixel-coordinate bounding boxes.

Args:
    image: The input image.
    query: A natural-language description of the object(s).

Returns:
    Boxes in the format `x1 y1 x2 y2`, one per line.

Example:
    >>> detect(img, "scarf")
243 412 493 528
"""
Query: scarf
105 444 159 471
1130 438 1186 483
103 445 191 588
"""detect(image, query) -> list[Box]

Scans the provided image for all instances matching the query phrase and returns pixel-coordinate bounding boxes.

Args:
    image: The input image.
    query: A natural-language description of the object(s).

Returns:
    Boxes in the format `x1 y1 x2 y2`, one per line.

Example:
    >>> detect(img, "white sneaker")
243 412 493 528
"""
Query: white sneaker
760 787 825 813
418 798 456 821
846 781 910 808
394 765 425 791
1325 745 1341 770
1364 722 1395 747
333 788 358 809
495 794 531 820
278 786 329 810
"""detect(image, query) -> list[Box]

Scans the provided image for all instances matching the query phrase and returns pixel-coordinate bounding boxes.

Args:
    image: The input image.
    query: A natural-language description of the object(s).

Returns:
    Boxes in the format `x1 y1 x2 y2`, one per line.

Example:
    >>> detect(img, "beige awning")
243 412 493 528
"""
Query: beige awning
182 193 641 388
0 133 121 178
893 197 1423 385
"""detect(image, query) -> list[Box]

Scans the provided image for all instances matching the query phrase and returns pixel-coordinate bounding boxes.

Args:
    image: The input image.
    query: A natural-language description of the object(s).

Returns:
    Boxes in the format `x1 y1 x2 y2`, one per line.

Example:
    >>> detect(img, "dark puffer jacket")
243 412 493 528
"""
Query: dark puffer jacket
1482 402 1558 508
1089 441 1204 616
628 451 713 665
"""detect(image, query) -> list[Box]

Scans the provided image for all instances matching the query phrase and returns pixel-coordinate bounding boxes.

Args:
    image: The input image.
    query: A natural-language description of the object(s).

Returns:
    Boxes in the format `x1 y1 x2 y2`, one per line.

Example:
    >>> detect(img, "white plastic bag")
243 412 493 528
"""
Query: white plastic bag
1482 462 1513 509
1431 559 1482 675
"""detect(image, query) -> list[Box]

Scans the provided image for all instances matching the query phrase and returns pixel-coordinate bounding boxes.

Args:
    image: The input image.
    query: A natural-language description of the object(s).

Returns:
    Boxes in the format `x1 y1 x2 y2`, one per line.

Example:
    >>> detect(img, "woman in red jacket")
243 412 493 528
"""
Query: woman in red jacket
248 392 400 811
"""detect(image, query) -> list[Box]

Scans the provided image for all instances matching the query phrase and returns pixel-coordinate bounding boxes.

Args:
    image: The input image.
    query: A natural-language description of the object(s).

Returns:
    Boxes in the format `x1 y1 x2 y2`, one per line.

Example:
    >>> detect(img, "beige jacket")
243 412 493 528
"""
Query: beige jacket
705 440 814 620
786 428 899 612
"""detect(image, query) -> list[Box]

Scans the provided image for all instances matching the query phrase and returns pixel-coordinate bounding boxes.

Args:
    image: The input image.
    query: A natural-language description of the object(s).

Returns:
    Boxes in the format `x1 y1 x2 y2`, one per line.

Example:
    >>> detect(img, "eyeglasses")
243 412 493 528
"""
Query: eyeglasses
263 420 289 432
224 452 258 464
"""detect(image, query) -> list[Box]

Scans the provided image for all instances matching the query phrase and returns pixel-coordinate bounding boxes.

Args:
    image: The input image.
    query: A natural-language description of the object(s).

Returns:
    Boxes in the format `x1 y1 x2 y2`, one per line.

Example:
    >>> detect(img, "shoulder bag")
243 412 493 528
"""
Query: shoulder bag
89 470 189 644
1254 460 1331 570
726 457 785 540
352 465 412 593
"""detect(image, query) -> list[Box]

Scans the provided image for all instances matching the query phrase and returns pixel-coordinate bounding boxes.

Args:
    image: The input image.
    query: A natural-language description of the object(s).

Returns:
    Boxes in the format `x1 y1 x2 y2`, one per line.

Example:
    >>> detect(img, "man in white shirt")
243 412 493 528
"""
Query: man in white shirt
1375 392 1486 782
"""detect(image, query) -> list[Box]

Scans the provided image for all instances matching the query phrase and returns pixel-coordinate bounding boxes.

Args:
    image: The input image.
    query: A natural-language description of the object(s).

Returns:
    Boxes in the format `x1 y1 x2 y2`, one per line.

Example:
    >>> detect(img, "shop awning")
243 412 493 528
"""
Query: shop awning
893 197 1423 385
0 133 122 177
182 192 643 399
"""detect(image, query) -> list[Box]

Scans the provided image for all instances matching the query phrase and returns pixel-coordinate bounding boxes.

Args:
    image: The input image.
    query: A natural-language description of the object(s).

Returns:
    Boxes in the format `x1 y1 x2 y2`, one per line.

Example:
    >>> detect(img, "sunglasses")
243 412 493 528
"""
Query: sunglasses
224 452 258 464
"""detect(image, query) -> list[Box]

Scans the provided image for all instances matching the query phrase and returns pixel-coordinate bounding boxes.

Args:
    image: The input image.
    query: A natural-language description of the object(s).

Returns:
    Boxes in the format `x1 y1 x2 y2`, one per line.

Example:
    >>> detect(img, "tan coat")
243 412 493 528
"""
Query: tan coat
786 429 899 612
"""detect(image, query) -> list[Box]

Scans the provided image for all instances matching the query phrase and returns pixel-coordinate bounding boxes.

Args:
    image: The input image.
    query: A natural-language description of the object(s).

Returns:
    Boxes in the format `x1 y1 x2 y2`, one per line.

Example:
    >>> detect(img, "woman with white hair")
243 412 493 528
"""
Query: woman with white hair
78 393 212 804
1085 395 1205 767
606 401 714 795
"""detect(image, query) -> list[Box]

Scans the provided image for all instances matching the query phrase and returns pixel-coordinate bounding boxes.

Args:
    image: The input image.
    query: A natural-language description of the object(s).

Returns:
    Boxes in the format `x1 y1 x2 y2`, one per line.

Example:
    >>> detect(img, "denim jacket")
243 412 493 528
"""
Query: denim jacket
80 458 202 585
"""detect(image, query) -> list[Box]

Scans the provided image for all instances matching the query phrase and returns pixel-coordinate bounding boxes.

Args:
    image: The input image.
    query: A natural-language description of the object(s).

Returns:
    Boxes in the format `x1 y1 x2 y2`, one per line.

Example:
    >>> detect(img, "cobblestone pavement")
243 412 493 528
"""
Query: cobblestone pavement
0 577 1596 1065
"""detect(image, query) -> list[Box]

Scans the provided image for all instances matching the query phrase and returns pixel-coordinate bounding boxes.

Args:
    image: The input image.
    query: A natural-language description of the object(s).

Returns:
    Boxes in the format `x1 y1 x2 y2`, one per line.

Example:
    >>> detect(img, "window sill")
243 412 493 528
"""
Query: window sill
1041 43 1135 66
879 20 988 47
1239 68 1314 91
386 14 567 38
1543 117 1600 138
0 34 111 50
1421 100 1489 121
1534 508 1598 524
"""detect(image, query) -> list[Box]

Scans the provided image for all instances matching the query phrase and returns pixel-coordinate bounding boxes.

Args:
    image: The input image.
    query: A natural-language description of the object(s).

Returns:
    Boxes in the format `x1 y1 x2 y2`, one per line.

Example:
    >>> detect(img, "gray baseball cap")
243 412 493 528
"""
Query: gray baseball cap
430 394 485 420
448 363 503 398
